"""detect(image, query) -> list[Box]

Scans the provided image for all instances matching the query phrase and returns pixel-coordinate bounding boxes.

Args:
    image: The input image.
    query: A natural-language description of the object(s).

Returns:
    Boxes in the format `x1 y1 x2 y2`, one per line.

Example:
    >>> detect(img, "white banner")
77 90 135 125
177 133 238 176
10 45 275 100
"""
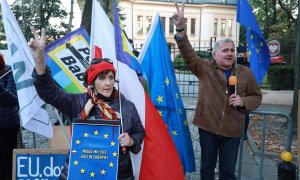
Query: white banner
1 0 52 138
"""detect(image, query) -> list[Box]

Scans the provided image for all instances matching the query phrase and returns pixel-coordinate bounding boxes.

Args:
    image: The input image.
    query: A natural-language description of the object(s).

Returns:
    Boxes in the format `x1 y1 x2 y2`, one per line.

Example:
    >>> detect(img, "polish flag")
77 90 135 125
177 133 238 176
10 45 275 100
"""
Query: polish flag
90 0 184 179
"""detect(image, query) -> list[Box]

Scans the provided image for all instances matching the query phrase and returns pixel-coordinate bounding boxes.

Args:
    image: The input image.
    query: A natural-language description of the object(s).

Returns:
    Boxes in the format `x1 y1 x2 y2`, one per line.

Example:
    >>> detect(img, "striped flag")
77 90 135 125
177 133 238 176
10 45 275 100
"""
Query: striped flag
90 0 184 179
139 13 196 173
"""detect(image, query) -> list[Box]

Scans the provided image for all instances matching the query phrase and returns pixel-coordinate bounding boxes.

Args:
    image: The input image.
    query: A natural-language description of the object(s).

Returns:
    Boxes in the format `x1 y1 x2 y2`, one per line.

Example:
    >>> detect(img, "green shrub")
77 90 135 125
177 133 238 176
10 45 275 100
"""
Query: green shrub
267 65 294 90
173 50 212 70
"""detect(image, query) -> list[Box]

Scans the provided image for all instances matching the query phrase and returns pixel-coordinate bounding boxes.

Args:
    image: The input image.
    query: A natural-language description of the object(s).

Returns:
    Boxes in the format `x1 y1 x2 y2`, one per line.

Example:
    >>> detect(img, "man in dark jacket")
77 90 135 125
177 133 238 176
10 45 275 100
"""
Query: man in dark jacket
0 54 20 180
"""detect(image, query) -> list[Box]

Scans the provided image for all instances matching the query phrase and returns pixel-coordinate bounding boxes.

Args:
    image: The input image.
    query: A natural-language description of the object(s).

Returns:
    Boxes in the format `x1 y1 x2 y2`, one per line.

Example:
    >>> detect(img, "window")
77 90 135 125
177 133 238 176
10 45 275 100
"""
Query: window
146 16 152 33
228 19 232 36
169 17 174 34
214 18 218 35
161 17 166 33
221 19 226 35
191 18 196 35
137 16 143 34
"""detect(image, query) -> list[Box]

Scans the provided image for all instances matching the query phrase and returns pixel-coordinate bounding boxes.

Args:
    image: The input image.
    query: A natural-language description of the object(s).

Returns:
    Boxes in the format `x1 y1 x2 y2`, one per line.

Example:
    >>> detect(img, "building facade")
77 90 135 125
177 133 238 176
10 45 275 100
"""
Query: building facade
119 0 238 52
76 0 238 54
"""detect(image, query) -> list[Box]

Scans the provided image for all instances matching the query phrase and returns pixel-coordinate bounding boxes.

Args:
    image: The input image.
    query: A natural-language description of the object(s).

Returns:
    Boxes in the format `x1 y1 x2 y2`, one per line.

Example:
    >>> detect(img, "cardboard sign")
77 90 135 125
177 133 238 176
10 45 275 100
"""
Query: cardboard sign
13 149 69 180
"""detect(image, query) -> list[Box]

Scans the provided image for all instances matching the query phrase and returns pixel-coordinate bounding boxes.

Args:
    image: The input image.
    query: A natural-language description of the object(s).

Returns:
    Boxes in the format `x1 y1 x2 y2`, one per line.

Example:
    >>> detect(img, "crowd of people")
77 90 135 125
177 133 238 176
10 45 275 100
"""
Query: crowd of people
0 2 263 180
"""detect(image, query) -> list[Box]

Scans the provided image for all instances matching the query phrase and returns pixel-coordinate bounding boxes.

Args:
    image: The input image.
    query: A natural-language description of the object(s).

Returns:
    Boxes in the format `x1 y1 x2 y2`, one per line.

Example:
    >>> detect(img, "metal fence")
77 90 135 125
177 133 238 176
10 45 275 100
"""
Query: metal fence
135 44 295 97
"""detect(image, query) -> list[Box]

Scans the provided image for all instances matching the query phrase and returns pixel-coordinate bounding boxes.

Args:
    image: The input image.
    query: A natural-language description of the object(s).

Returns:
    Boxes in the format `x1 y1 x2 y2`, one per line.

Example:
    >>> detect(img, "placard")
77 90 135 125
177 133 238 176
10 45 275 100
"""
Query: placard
13 149 68 180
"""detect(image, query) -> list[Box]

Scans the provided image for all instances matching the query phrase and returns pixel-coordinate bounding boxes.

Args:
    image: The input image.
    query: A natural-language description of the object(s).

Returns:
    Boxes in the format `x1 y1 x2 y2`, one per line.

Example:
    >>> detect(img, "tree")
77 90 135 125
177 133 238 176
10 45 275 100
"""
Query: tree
250 0 297 46
11 0 69 43
80 0 125 35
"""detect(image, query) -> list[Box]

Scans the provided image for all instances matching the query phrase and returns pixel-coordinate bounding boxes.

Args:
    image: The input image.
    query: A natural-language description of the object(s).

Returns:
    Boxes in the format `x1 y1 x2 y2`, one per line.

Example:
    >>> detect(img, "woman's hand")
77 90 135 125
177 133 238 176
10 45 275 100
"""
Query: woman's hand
173 2 185 31
118 132 134 147
28 27 46 75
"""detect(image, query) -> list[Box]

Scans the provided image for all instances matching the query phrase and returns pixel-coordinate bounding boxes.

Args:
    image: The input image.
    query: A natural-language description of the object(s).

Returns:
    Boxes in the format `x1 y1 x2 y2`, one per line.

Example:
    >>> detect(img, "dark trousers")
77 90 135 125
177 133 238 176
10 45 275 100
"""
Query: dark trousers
0 126 19 180
199 128 240 180
244 113 250 139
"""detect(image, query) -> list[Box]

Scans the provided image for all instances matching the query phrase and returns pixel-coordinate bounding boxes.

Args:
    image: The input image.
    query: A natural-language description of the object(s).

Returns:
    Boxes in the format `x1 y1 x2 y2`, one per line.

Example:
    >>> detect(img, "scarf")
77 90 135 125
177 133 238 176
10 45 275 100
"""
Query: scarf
81 88 118 121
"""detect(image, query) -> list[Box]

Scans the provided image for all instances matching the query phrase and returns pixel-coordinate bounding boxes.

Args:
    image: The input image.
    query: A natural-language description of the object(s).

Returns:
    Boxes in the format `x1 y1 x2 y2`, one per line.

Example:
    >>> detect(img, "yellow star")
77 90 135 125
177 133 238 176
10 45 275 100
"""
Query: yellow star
94 130 99 135
111 141 116 146
260 42 263 46
104 133 109 139
156 95 163 103
101 169 106 175
74 160 79 166
256 48 260 54
165 77 169 86
184 119 188 126
251 34 254 39
83 132 89 138
112 151 117 157
175 93 179 99
109 162 114 167
75 139 81 145
90 171 95 177
172 130 178 136
179 108 182 114
248 50 252 56
80 168 85 174
158 110 163 117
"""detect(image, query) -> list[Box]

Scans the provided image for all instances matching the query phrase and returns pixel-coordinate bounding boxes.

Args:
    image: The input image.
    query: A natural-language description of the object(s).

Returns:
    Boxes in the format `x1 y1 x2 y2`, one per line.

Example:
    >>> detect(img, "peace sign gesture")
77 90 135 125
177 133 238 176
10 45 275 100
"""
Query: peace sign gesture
28 26 47 75
173 1 185 30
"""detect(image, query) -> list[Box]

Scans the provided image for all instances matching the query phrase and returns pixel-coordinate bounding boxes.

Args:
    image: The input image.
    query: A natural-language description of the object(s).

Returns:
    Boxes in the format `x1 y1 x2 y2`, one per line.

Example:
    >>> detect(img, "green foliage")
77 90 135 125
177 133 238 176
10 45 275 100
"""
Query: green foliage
267 65 294 90
99 0 125 22
173 51 212 70
249 0 297 46
10 0 69 43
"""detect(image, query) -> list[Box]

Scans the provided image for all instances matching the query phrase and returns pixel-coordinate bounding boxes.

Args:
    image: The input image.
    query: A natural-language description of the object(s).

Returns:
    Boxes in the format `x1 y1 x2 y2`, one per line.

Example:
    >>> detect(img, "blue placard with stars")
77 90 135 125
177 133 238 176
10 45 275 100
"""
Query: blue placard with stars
67 119 120 180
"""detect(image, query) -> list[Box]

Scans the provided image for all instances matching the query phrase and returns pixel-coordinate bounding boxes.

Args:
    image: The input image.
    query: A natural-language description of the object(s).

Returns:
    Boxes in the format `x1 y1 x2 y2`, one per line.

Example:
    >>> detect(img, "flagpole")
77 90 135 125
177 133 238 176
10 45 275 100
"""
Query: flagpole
236 1 244 180
54 108 71 148
0 69 12 79
116 57 126 153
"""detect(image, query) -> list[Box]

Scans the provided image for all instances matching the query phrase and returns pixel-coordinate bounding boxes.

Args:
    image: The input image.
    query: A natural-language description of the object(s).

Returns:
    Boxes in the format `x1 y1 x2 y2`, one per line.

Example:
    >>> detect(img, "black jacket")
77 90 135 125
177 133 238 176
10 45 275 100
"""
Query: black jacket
0 65 20 128
32 67 145 178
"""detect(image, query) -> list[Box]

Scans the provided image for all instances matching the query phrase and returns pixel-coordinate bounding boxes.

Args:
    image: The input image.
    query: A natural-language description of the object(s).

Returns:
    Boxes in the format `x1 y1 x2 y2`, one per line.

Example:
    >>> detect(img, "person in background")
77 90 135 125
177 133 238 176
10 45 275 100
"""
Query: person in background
237 46 250 140
128 39 140 57
173 3 262 179
0 54 20 180
29 27 144 180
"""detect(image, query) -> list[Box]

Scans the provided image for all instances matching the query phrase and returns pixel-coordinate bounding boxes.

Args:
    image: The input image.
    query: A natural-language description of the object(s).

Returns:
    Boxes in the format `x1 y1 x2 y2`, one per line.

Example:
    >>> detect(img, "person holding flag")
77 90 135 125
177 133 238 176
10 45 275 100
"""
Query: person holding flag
29 27 145 180
173 2 262 179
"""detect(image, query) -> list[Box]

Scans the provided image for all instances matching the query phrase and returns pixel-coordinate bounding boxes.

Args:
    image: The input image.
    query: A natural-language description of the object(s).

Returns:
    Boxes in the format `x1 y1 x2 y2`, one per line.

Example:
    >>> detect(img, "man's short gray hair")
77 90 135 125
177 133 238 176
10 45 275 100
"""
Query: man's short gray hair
212 38 235 53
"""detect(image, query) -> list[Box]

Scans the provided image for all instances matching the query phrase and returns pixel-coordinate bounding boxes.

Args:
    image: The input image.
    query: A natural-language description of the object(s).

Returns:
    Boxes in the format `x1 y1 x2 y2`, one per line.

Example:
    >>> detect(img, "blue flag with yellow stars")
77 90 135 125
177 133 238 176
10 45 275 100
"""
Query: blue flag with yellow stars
237 0 270 85
139 13 196 172
68 119 120 180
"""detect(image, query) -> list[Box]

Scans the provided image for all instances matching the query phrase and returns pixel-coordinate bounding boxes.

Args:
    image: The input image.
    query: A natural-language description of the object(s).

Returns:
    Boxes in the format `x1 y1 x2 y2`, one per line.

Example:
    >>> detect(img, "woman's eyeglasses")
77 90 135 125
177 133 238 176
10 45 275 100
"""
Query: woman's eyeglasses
91 58 113 65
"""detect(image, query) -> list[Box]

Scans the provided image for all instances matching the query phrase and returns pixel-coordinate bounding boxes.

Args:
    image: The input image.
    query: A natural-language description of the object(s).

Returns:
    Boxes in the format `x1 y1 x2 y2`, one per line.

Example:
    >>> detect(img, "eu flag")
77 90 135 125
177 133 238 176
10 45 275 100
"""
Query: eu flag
68 120 120 180
139 13 196 172
237 0 270 85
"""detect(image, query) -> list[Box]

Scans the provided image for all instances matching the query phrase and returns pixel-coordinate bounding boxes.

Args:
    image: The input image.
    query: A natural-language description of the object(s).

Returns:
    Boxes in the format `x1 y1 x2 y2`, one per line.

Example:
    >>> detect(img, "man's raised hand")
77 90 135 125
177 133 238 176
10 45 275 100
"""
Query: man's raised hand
173 1 185 29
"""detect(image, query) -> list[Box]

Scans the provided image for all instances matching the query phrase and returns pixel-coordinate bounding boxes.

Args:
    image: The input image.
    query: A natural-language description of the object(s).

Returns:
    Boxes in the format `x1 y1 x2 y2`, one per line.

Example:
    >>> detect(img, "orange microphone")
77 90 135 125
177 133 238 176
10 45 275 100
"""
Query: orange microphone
229 75 237 86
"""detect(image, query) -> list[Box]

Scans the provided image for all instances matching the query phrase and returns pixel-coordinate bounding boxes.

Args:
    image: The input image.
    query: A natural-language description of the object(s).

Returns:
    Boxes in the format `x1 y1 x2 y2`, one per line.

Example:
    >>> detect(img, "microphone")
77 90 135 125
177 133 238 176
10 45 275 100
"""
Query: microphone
228 75 237 95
